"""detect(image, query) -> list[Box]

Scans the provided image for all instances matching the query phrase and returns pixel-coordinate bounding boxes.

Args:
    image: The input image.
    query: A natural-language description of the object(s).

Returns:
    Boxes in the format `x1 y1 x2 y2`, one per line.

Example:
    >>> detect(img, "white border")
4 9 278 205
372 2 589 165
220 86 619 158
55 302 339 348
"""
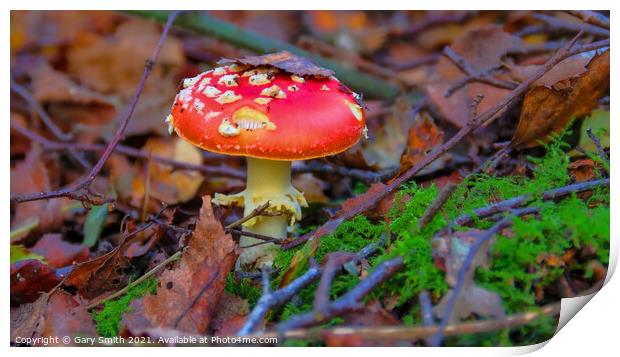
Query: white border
4 1 617 356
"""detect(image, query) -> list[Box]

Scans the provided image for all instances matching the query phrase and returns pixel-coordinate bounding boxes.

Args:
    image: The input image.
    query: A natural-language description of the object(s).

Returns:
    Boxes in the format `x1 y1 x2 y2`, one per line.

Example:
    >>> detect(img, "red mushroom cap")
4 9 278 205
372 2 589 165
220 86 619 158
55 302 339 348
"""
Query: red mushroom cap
168 63 366 161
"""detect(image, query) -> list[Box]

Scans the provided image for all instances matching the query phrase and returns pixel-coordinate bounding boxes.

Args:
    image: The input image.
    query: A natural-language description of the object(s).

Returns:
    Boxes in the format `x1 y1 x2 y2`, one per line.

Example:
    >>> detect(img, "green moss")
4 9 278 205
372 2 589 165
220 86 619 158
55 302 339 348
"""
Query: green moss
477 196 610 312
225 273 262 306
92 277 158 337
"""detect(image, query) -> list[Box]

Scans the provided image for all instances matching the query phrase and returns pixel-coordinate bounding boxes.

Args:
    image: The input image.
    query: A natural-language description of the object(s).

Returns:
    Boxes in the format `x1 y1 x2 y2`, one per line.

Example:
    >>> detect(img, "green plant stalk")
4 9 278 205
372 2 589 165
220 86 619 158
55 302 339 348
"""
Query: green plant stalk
127 10 401 99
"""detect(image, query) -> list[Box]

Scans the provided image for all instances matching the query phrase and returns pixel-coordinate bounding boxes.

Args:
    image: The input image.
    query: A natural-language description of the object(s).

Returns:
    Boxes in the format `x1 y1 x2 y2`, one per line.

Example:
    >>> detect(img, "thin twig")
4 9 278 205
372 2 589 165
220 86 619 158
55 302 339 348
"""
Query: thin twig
453 178 610 226
226 228 283 246
293 161 397 184
10 11 181 205
224 202 274 229
442 47 517 97
249 301 561 341
237 235 386 336
567 10 610 30
86 250 182 309
533 12 610 38
586 128 609 163
283 32 592 251
276 257 403 332
313 252 360 319
418 184 458 229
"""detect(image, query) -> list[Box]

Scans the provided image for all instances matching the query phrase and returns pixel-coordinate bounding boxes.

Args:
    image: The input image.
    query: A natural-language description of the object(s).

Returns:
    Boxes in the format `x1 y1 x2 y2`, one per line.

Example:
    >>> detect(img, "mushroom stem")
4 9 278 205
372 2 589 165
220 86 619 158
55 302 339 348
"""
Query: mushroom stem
219 157 307 269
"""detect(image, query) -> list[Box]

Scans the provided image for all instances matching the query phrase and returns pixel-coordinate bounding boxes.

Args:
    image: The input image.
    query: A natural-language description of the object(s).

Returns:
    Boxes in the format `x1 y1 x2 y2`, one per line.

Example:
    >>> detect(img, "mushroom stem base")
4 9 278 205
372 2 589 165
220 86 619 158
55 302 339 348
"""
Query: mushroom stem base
213 157 307 269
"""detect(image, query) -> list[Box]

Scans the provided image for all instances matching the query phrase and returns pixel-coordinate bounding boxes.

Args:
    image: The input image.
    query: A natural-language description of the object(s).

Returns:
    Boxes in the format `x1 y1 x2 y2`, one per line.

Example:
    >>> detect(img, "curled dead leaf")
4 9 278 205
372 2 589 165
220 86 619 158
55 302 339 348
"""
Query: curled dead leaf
511 50 609 148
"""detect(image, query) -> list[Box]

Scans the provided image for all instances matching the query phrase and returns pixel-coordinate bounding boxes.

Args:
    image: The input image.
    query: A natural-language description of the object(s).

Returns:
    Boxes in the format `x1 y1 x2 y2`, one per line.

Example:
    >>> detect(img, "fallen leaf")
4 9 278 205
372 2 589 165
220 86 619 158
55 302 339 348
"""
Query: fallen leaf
10 112 31 156
507 51 594 87
304 11 387 53
431 230 505 322
357 96 412 169
426 25 523 127
31 62 116 129
210 291 249 335
568 159 596 182
122 196 239 334
64 240 131 300
11 290 97 346
511 50 610 148
433 284 505 323
11 260 61 305
219 51 334 77
10 148 69 237
292 173 329 204
107 154 138 203
83 203 111 247
398 111 444 175
131 137 204 206
30 233 89 268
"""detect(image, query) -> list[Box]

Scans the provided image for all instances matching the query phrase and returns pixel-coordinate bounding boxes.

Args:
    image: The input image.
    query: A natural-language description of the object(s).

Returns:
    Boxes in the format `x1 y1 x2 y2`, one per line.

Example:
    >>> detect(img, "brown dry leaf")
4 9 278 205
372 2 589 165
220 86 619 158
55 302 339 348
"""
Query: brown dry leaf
10 148 68 236
67 18 185 136
219 51 334 77
210 291 249 335
31 63 116 130
292 173 329 204
357 96 412 170
10 10 118 52
122 196 239 334
426 25 523 127
414 11 499 51
212 10 299 43
10 112 31 156
431 230 505 322
511 50 610 148
507 51 594 87
398 111 444 175
107 154 138 203
11 260 61 305
568 159 596 182
11 290 97 346
433 284 505 323
30 233 89 268
64 240 130 300
131 137 204 206
304 10 387 53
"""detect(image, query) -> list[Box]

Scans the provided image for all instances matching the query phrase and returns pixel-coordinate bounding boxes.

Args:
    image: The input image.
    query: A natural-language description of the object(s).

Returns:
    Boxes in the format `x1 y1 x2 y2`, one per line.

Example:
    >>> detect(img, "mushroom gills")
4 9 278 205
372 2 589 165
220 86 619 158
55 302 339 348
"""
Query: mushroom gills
232 106 276 131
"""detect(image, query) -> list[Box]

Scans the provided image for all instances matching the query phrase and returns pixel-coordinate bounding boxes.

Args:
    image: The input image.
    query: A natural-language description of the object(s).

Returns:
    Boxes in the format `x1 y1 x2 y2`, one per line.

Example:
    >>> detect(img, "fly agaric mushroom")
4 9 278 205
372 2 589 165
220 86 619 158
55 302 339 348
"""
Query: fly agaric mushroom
167 52 366 269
